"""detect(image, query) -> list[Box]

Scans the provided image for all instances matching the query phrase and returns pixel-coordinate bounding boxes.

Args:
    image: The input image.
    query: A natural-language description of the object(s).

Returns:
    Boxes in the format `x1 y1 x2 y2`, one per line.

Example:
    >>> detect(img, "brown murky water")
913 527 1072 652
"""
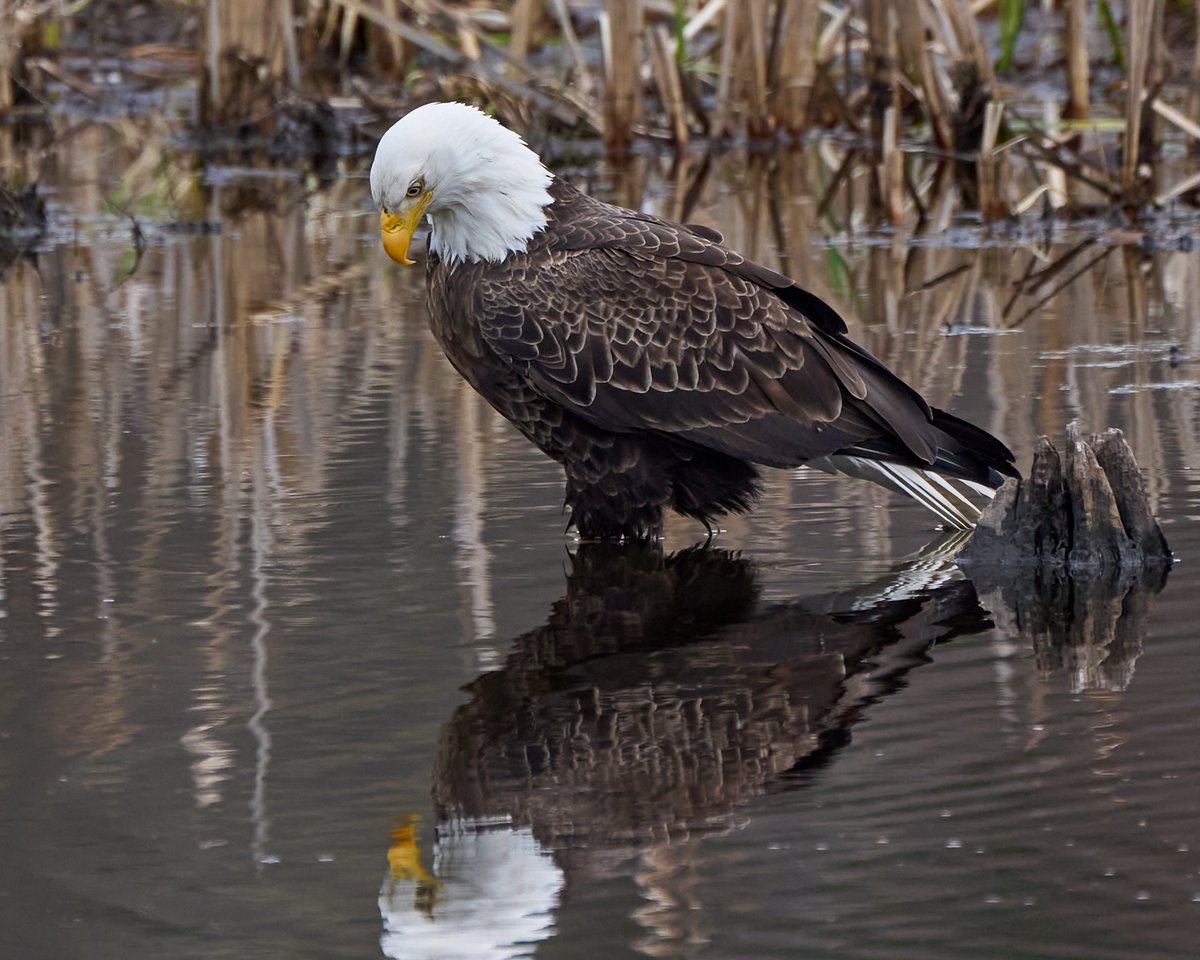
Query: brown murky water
2 120 1199 959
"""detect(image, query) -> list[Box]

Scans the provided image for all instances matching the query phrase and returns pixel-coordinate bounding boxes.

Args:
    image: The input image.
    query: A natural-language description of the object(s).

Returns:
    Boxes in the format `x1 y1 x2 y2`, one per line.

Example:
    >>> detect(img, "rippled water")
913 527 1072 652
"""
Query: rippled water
2 126 1199 959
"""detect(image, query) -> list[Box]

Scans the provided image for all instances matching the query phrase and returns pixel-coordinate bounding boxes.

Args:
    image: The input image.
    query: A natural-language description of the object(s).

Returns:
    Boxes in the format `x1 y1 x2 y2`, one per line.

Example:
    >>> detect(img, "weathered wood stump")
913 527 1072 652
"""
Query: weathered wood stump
957 422 1171 692
958 422 1171 570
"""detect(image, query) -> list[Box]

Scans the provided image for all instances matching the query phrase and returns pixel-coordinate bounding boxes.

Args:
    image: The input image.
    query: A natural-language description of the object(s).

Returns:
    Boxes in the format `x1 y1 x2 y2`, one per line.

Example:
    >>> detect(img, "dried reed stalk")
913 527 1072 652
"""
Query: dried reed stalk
768 0 819 136
1063 0 1088 119
935 0 994 88
1190 1 1200 136
1152 98 1200 200
376 0 408 74
549 0 593 99
684 0 726 42
338 4 358 68
881 105 904 223
1040 101 1069 209
711 0 772 138
711 0 737 137
896 0 951 149
281 0 301 86
0 1 14 114
457 22 481 61
648 24 688 148
600 0 643 152
745 0 771 136
510 0 542 60
1141 0 1165 176
977 100 1007 219
201 0 289 124
1154 169 1200 206
1122 0 1161 194
334 0 595 129
729 0 771 138
866 0 902 222
1151 98 1200 142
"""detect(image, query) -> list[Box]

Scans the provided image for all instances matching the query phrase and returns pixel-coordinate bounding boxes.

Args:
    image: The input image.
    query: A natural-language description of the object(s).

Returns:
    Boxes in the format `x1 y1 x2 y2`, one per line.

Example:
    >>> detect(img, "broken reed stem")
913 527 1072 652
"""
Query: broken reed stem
937 0 995 89
205 0 219 121
456 21 481 61
1123 0 1161 194
897 0 952 150
377 0 407 73
601 0 643 152
978 100 1006 219
736 0 770 138
549 0 593 98
866 0 901 222
710 0 736 138
201 0 290 125
684 0 726 42
1190 1 1200 140
1143 0 1165 176
768 0 819 136
1064 0 1088 120
711 0 771 139
510 0 542 60
648 24 688 149
0 0 16 114
280 0 301 87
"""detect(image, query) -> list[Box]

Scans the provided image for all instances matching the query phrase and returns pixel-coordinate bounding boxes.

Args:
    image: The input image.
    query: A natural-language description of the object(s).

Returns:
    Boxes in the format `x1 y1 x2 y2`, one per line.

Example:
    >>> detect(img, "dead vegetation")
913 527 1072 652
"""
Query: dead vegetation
4 0 1200 223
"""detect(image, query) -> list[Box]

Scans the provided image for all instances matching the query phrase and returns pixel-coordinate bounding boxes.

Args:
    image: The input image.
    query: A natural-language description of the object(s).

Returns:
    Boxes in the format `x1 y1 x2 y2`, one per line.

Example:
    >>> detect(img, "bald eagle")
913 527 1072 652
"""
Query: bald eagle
370 102 1018 540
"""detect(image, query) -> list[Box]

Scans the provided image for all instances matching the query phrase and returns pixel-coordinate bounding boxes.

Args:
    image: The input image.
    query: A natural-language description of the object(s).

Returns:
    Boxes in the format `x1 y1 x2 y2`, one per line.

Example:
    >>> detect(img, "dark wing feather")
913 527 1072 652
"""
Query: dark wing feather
472 189 952 472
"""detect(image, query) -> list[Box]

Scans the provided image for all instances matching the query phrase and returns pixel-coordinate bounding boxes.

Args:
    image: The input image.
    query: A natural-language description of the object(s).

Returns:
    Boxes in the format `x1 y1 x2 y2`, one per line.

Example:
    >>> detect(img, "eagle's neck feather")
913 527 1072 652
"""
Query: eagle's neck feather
427 162 554 266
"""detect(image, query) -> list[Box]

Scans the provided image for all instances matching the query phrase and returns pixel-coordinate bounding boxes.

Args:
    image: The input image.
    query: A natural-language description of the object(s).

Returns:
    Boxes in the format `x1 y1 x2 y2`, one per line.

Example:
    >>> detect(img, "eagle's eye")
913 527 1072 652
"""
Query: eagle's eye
406 179 424 198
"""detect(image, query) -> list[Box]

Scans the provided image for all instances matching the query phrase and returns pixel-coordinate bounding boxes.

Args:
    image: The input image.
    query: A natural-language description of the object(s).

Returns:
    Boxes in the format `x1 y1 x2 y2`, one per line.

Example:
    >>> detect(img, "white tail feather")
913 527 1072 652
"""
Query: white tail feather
804 455 998 530
844 530 972 609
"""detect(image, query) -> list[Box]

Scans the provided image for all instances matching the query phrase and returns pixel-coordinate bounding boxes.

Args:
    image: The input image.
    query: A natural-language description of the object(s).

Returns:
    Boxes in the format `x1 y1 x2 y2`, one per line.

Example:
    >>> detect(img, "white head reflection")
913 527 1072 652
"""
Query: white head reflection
379 817 563 959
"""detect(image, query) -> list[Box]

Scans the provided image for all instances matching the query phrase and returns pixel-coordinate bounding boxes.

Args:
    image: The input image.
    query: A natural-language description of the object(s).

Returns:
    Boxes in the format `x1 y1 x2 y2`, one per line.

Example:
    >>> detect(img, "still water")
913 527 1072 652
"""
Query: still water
2 126 1199 959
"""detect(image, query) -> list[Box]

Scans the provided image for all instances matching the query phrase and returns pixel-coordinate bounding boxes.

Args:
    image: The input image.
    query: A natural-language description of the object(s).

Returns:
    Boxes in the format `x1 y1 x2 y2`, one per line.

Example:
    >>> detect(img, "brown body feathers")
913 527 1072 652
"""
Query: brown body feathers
427 179 1017 539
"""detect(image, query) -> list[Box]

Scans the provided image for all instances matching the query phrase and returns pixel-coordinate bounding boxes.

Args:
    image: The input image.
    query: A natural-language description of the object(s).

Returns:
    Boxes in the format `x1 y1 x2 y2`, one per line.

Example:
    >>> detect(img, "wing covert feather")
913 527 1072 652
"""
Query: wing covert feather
470 196 939 469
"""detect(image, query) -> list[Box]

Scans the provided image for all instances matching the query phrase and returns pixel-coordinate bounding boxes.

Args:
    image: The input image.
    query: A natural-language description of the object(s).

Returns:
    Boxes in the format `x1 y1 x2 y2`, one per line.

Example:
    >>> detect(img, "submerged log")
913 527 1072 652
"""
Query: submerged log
958 422 1171 570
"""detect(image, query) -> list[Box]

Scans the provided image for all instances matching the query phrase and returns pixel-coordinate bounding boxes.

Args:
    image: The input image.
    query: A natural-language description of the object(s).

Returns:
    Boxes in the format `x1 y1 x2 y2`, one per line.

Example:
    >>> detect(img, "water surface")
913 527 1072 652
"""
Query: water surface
2 128 1198 959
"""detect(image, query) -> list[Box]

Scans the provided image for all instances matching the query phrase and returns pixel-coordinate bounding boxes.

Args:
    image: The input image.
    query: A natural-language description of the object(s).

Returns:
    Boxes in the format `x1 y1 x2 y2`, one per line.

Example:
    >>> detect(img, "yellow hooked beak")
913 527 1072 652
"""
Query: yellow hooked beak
379 194 432 265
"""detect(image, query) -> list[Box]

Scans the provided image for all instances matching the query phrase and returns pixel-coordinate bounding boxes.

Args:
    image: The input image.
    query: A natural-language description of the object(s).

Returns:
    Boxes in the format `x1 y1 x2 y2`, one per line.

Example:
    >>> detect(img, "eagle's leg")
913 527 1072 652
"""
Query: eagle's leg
565 486 666 541
562 444 671 541
668 447 764 533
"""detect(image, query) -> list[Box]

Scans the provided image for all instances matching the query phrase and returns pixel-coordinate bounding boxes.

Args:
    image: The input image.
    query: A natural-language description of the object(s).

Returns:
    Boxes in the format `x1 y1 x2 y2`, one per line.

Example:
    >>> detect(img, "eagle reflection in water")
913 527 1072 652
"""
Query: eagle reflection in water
379 541 994 958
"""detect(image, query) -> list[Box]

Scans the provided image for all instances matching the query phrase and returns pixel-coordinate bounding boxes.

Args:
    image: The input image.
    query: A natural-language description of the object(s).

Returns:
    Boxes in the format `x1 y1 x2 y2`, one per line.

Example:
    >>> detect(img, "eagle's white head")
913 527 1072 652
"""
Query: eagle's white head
369 102 554 267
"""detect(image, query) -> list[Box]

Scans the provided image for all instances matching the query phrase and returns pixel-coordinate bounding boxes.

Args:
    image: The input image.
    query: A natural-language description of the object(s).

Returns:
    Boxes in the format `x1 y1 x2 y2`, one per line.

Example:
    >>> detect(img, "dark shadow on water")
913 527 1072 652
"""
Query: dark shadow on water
379 541 1171 957
433 542 1173 836
433 541 992 851
382 540 995 955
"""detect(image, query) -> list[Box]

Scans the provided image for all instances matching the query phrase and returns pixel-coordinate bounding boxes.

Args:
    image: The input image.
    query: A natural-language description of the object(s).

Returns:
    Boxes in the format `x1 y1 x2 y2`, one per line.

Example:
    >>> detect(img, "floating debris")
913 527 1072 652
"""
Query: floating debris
0 183 46 276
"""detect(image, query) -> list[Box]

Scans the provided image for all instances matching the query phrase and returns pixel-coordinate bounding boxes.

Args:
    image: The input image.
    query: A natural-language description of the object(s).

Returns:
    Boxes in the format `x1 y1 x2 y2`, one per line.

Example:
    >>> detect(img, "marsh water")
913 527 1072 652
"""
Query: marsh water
2 123 1199 960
